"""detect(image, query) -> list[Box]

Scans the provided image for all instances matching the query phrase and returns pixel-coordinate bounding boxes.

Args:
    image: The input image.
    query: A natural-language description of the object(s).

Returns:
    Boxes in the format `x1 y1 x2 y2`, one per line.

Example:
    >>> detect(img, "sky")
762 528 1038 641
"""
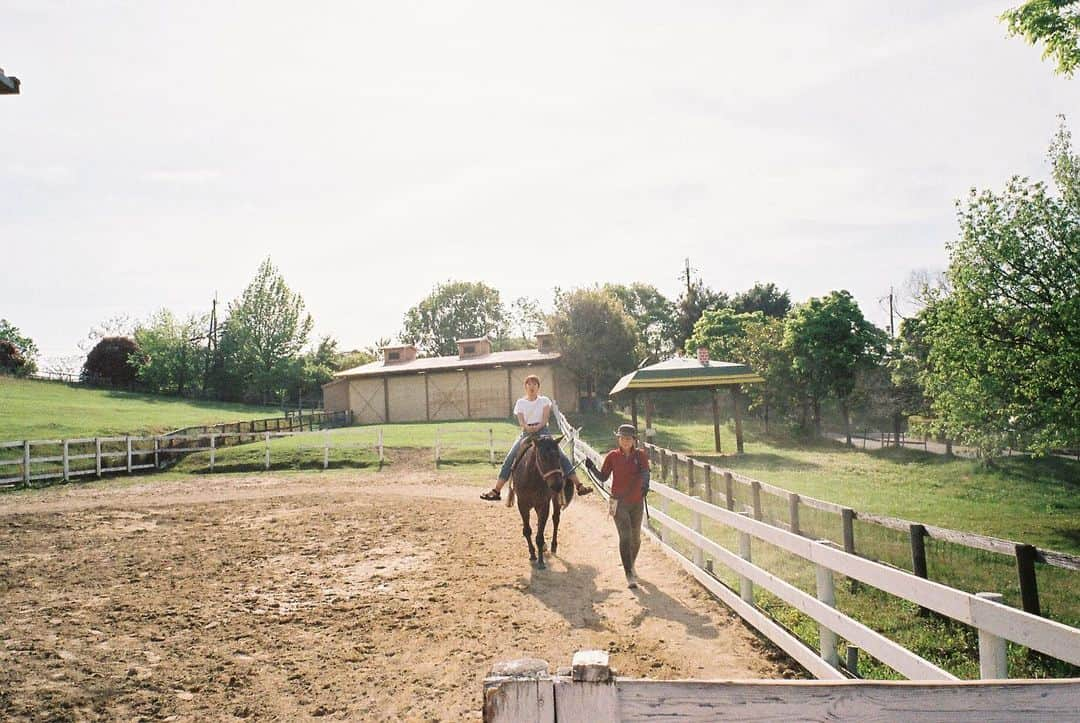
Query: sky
3 1 1080 367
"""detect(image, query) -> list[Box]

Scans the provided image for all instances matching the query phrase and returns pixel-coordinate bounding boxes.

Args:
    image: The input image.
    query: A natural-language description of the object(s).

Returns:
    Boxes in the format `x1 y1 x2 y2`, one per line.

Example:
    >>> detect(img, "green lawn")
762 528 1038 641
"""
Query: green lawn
0 377 281 439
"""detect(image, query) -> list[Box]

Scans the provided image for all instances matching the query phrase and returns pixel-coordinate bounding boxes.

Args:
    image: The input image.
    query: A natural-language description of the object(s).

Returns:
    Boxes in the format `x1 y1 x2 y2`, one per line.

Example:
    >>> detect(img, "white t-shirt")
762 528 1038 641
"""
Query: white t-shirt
514 395 552 426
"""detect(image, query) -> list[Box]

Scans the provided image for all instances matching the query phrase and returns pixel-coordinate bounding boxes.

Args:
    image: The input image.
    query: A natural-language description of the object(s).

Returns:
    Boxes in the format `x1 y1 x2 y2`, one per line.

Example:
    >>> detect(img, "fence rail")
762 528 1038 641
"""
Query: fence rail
551 408 1080 682
638 441 1080 622
434 427 518 465
0 410 357 488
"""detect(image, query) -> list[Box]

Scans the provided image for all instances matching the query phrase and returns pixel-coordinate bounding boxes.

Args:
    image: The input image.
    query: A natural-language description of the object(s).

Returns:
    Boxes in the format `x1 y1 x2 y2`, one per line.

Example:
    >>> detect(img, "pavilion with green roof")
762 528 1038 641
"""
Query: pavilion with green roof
609 350 764 453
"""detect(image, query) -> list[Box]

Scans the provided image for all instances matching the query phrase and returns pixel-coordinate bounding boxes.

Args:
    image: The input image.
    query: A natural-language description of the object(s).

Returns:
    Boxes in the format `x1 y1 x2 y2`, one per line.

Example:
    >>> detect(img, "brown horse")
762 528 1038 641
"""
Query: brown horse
507 435 575 569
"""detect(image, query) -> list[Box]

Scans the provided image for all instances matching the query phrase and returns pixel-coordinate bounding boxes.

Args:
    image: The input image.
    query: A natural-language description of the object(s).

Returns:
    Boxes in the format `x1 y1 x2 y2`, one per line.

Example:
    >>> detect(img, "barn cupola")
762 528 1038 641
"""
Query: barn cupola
382 344 417 365
535 332 555 353
456 336 492 359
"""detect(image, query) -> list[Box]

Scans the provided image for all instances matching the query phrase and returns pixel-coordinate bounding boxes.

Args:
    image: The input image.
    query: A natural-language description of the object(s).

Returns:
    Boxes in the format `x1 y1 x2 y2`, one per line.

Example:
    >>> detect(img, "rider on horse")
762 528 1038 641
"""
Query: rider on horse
480 374 592 501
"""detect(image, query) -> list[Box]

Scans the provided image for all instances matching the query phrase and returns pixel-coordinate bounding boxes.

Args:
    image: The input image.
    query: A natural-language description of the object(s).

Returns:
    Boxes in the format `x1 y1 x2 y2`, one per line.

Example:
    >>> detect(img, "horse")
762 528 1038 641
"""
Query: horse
506 434 575 569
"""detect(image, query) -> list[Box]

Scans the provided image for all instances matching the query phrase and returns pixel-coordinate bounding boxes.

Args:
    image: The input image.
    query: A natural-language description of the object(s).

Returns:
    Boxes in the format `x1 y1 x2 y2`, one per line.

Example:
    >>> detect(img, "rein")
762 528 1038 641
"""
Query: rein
533 446 564 482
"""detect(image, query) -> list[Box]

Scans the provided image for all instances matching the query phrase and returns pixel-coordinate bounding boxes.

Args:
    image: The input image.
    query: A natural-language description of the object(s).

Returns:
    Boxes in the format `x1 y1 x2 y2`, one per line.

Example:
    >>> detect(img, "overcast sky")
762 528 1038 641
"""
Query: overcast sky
3 1 1079 364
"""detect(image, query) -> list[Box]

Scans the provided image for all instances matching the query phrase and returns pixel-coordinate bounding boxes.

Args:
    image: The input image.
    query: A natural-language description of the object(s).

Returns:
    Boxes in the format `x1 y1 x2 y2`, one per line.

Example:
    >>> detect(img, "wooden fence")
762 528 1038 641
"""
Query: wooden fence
638 441 1079 620
552 408 1080 682
483 650 1080 722
0 410 357 488
434 427 518 466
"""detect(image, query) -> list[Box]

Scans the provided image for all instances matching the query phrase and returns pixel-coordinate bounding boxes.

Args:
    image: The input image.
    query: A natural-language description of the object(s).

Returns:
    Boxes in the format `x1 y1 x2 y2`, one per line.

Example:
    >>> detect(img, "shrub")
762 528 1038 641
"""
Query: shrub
82 336 143 387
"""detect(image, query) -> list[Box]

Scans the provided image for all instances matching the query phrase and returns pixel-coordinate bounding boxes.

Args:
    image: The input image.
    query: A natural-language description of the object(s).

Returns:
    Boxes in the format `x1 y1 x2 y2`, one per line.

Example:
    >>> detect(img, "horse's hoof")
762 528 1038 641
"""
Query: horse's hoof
551 544 558 555
537 560 546 570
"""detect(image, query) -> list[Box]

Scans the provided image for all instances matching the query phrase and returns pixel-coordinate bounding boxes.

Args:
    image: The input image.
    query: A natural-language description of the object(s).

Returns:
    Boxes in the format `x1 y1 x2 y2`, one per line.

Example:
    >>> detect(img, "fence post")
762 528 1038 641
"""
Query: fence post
264 431 270 470
324 431 330 469
846 646 861 677
737 511 753 604
788 493 800 535
435 430 440 466
910 523 929 616
751 480 762 521
378 428 384 463
1014 544 1041 617
659 449 667 481
489 428 495 465
126 436 133 474
692 503 704 568
672 454 679 487
976 592 1009 679
815 540 839 667
724 471 734 511
841 507 858 591
62 440 70 482
95 438 102 477
154 437 160 469
704 465 713 505
210 434 216 472
22 440 31 487
687 460 695 496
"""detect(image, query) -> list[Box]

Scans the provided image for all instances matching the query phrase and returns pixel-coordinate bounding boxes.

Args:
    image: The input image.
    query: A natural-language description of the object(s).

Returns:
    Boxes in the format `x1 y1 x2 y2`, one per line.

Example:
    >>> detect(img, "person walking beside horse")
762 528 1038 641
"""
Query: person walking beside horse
585 424 650 589
480 374 591 502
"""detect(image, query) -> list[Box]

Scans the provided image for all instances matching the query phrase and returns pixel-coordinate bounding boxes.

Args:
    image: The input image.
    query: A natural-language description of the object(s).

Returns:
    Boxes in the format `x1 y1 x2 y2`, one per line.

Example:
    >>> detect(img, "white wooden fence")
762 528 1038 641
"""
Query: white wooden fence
548 408 1079 702
483 650 1080 722
0 428 384 487
433 426 518 465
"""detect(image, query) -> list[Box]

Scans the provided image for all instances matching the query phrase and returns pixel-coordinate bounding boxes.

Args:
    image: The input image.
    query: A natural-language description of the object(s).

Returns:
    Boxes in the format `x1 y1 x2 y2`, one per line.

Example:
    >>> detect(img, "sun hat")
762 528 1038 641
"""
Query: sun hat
614 424 638 438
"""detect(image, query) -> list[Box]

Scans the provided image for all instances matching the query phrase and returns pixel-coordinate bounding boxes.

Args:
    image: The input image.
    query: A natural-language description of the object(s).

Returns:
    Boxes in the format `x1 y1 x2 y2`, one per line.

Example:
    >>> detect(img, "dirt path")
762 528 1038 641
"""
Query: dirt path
0 459 791 721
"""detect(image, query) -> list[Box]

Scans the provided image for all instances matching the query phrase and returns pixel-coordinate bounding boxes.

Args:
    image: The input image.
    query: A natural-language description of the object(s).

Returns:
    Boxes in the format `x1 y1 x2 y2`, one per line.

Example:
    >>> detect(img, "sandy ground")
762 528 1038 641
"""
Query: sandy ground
0 452 793 721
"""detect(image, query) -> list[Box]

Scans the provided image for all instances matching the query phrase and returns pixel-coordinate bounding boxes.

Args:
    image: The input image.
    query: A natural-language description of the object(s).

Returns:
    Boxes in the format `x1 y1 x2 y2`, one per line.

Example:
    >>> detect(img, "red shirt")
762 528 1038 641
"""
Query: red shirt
601 448 649 505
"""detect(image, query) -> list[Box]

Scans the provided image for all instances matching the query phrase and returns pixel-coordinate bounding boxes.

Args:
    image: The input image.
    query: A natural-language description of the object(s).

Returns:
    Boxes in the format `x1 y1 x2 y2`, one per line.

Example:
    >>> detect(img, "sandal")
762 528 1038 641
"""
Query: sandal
480 489 501 501
576 485 593 496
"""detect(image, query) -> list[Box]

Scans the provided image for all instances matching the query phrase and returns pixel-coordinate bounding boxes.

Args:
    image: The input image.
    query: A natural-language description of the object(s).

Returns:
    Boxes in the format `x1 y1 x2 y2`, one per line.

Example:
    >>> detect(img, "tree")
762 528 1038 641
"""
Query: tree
82 336 143 387
732 282 791 319
922 122 1080 456
675 278 730 349
0 319 38 375
783 291 887 443
604 283 678 362
219 257 314 403
1002 0 1080 76
507 296 546 341
548 288 639 407
297 336 339 404
686 309 798 432
401 281 506 356
131 309 207 396
333 348 377 372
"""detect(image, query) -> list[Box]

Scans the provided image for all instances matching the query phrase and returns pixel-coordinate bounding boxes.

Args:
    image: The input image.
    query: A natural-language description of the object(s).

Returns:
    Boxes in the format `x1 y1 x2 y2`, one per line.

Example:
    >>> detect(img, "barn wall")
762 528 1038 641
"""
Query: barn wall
428 372 467 421
469 369 510 419
322 379 350 413
387 375 427 422
554 366 580 413
349 379 386 424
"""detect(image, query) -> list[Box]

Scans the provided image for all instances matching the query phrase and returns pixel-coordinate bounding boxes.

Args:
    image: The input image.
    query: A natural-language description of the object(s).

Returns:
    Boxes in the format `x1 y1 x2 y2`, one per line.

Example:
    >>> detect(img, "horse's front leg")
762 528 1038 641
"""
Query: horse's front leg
519 505 536 561
550 498 561 556
535 503 550 570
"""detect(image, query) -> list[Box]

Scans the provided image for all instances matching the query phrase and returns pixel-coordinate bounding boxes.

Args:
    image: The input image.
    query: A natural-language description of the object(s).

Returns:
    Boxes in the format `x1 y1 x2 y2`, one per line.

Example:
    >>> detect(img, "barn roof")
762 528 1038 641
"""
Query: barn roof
609 356 764 396
332 348 562 379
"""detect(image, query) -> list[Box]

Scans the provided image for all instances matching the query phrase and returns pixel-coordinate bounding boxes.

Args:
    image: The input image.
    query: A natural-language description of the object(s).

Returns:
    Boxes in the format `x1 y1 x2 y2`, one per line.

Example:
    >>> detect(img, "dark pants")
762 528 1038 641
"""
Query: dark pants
614 499 644 576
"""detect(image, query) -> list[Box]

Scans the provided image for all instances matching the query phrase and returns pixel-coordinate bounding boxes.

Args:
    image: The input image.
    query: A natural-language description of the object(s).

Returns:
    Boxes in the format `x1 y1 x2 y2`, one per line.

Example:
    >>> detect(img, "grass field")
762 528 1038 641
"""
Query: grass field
0 377 287 439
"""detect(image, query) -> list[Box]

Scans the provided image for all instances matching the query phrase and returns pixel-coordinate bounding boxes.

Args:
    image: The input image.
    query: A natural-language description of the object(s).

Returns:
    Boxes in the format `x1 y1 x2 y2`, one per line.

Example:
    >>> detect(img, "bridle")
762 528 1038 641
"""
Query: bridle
533 444 564 485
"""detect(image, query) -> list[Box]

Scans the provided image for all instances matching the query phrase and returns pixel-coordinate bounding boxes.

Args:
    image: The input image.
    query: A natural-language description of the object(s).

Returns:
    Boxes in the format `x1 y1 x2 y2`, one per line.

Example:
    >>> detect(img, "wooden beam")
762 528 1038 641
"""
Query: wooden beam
630 392 638 431
383 376 390 423
731 384 744 454
711 388 722 453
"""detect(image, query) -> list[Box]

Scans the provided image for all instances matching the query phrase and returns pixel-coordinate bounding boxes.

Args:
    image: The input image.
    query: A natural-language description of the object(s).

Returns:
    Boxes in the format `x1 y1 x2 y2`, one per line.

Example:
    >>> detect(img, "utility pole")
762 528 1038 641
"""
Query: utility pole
889 287 895 338
201 294 218 394
683 257 693 299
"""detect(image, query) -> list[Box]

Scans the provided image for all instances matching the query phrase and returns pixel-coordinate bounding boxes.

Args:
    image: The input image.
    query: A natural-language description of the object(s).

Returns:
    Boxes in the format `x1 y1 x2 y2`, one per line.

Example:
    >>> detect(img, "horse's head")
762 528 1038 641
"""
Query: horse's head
532 436 565 493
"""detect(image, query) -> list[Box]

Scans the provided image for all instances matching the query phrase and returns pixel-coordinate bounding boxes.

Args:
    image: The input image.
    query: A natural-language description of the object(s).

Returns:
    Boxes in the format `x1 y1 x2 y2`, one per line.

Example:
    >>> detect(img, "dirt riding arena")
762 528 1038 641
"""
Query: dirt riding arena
0 452 792 721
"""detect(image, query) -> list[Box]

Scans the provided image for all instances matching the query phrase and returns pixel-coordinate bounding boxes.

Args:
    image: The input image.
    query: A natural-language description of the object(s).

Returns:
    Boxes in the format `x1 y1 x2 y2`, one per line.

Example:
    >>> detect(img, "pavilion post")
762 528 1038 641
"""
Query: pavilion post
731 385 745 454
711 388 722 453
644 395 654 442
630 392 638 432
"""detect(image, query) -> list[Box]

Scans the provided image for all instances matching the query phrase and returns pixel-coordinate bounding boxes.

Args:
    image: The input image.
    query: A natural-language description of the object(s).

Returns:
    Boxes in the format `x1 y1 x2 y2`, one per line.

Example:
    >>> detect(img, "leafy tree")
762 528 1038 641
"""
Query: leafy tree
0 319 38 375
686 309 798 432
219 257 314 403
675 278 730 349
732 282 791 319
548 287 639 408
297 336 339 402
507 296 546 341
401 281 506 356
333 348 377 371
604 283 678 361
886 312 932 442
82 336 143 387
922 123 1080 456
783 291 887 443
131 309 207 396
1002 0 1080 76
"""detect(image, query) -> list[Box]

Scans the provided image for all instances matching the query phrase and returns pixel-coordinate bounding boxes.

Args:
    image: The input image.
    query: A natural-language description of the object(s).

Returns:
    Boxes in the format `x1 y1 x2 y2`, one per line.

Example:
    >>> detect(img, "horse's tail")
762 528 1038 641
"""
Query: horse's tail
505 480 515 508
561 477 575 509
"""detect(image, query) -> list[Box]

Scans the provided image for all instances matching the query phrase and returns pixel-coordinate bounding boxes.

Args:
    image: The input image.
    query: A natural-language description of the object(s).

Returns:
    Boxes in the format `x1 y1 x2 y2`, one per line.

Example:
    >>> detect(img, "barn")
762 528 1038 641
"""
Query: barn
322 334 580 424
